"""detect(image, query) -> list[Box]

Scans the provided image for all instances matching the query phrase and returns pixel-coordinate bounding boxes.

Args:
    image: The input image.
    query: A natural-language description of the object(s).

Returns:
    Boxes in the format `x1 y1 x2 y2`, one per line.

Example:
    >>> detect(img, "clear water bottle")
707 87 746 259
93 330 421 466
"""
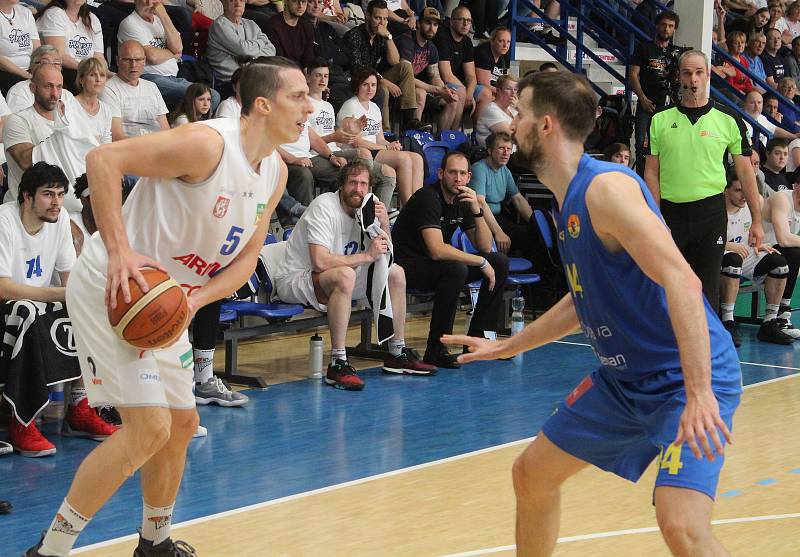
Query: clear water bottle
309 334 324 379
44 382 66 421
511 291 525 336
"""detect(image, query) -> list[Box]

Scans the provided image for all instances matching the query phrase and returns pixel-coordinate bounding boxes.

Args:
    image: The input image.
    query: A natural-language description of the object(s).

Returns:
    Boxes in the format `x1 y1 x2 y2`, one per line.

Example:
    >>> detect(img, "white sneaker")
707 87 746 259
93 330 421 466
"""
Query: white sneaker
777 312 800 338
193 425 208 438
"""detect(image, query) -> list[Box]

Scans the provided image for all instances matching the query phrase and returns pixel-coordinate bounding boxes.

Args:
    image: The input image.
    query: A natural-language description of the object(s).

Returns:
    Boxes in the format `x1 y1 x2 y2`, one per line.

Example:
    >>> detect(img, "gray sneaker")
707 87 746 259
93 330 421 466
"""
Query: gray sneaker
194 377 249 407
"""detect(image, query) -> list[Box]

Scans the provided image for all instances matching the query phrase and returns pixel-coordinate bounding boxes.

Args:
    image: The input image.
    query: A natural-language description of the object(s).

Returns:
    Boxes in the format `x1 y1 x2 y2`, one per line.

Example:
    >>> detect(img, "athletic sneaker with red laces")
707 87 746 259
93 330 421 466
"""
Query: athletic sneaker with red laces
325 359 364 390
63 398 120 440
382 348 438 375
8 420 56 457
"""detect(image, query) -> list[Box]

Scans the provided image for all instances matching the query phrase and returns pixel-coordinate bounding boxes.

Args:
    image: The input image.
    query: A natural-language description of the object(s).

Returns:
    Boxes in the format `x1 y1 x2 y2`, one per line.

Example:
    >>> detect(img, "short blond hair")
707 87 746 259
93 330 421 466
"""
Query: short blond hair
75 57 108 93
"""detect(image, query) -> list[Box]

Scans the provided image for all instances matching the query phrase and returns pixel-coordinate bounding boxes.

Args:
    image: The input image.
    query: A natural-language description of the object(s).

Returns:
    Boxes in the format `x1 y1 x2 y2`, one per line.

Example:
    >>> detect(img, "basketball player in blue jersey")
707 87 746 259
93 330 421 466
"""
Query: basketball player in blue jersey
24 57 311 557
444 70 741 556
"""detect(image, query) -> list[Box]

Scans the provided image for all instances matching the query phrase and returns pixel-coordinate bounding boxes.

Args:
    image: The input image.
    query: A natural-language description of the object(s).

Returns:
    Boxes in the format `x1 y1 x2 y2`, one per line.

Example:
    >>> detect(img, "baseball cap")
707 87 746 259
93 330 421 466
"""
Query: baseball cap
422 7 441 21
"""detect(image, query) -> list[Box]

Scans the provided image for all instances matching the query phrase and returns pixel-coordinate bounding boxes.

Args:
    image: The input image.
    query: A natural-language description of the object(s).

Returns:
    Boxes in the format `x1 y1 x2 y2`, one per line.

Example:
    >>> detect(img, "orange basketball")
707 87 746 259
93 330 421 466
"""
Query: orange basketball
107 268 189 350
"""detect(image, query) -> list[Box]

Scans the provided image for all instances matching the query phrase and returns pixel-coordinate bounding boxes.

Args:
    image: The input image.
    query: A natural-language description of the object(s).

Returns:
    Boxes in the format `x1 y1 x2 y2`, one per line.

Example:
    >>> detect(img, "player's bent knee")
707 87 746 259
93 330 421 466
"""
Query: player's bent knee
658 515 713 554
334 266 357 291
388 264 406 287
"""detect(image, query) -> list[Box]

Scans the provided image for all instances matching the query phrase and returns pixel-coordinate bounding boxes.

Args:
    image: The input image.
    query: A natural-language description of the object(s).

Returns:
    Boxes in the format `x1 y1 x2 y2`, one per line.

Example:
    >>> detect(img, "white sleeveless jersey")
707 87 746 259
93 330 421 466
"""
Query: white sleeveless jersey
726 205 751 245
81 118 280 293
764 190 800 245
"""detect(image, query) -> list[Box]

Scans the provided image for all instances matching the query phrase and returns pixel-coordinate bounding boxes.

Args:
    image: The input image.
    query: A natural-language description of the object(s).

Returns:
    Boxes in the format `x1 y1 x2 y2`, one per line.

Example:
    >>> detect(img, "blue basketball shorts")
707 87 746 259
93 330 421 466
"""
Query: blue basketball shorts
541 357 742 500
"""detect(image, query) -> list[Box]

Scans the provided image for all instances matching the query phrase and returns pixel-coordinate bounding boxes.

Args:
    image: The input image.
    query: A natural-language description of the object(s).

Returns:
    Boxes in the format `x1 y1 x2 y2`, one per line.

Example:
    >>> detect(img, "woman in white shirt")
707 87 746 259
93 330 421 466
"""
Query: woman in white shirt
0 0 40 94
170 82 213 127
37 0 106 93
74 57 118 144
337 66 423 204
475 74 518 147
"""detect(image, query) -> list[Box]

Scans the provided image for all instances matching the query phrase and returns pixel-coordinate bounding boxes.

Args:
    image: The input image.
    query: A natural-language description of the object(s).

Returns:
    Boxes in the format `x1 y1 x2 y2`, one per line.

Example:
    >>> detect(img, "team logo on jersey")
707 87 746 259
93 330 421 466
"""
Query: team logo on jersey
213 195 231 218
567 214 581 239
255 203 266 224
566 375 593 407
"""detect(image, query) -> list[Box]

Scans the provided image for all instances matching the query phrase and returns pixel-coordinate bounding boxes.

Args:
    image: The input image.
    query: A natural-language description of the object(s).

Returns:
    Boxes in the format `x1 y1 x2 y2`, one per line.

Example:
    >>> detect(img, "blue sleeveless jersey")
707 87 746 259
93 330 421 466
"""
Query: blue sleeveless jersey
553 155 737 382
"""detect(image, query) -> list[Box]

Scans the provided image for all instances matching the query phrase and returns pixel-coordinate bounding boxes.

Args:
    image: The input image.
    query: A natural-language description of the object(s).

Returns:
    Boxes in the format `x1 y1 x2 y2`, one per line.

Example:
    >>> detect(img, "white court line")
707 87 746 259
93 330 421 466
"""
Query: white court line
73 347 800 553
434 513 800 557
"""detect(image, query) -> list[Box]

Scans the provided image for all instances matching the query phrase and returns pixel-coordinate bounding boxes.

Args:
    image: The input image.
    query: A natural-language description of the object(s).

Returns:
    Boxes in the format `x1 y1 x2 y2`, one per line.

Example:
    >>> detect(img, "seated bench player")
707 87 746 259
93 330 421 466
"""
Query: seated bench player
268 159 436 390
0 163 117 457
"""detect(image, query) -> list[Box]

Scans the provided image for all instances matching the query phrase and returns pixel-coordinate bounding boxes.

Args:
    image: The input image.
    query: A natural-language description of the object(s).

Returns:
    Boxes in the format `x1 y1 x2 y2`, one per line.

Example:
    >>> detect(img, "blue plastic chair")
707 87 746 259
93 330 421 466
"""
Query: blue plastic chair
455 228 534 274
403 129 435 146
219 308 238 323
282 228 293 241
534 210 554 250
422 141 450 185
439 129 469 150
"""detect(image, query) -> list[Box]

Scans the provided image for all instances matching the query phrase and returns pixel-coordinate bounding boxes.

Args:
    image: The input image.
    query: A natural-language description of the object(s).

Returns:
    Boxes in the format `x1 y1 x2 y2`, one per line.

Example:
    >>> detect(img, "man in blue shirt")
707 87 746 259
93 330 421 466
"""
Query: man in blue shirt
742 32 767 88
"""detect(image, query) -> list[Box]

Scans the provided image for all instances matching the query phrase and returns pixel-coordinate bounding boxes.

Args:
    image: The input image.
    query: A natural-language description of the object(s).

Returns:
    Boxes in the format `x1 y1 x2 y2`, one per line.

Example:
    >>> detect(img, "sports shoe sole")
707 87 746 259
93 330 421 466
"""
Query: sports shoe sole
757 332 794 345
324 378 364 390
61 422 112 441
381 365 438 376
13 446 56 458
194 396 248 407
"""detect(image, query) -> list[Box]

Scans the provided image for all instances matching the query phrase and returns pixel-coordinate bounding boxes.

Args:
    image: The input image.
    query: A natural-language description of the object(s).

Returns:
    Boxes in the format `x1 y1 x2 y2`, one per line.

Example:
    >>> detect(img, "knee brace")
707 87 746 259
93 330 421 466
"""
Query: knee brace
768 265 790 279
757 253 789 279
721 252 744 278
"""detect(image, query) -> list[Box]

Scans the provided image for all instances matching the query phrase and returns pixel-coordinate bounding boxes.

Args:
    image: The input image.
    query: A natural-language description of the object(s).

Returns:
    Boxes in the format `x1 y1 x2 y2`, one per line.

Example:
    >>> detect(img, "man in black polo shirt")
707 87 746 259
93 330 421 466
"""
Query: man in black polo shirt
629 10 682 176
762 138 791 193
393 151 509 368
761 28 789 88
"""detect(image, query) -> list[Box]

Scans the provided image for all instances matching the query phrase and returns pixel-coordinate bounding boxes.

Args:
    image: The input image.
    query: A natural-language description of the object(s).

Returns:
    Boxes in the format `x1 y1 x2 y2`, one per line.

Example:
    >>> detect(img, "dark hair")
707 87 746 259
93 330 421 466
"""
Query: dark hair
18 162 69 205
170 82 213 124
336 158 375 190
486 131 512 149
490 26 510 41
517 70 597 143
766 137 791 152
655 10 679 28
240 56 300 116
539 62 558 71
366 0 388 14
306 56 329 73
230 66 243 87
441 150 470 170
42 0 94 32
350 66 380 94
602 142 631 161
73 173 89 199
725 168 740 189
763 92 779 104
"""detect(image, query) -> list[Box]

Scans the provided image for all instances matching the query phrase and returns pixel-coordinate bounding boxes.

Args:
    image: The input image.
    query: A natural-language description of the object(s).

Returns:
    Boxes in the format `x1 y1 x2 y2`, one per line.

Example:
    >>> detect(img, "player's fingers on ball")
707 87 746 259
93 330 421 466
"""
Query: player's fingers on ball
131 267 151 294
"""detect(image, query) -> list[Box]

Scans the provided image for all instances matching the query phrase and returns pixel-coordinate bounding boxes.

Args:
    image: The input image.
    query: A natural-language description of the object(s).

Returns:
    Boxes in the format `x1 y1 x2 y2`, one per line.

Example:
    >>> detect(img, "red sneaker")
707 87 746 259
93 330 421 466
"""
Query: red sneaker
8 419 56 457
325 359 364 390
383 348 438 375
64 398 120 440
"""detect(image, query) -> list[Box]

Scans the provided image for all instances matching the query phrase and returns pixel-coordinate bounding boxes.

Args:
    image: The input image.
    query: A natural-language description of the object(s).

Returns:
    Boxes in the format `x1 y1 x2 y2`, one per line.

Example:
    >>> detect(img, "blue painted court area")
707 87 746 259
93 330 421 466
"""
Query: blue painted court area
1 327 799 554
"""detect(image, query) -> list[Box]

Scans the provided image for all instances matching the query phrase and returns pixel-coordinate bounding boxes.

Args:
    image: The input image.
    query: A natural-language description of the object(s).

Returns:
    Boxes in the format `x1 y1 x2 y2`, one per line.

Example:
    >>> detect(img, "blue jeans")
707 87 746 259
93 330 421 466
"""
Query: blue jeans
634 105 652 177
141 74 221 111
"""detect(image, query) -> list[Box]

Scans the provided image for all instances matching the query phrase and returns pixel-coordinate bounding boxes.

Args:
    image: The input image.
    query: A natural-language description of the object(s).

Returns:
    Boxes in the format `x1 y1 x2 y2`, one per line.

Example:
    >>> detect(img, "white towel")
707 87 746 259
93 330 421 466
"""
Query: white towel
356 193 394 344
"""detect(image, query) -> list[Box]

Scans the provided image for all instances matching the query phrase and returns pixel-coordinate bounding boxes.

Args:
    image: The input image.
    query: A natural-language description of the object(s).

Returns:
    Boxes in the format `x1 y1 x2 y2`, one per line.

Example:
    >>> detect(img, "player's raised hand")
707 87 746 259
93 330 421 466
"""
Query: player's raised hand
106 247 167 310
673 389 732 461
441 334 511 363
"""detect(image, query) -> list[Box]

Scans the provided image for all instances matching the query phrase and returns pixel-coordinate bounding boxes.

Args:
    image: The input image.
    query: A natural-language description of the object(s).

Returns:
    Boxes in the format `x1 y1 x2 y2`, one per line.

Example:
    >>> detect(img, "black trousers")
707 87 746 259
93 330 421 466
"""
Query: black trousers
191 299 222 351
398 251 509 349
660 193 726 312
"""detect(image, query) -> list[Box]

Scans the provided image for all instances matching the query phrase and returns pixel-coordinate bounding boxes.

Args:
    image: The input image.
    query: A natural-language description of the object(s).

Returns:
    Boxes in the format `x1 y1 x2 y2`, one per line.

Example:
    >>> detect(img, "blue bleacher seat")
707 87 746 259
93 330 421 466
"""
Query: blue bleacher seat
282 228 293 241
403 129 435 146
454 228 534 273
219 308 238 323
439 129 469 151
422 141 450 185
534 210 554 250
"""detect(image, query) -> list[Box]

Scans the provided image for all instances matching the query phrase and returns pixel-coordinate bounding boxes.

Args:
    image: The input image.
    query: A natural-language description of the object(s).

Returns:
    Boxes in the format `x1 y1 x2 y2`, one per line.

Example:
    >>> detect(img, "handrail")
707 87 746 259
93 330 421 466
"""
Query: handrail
709 77 773 146
711 44 797 108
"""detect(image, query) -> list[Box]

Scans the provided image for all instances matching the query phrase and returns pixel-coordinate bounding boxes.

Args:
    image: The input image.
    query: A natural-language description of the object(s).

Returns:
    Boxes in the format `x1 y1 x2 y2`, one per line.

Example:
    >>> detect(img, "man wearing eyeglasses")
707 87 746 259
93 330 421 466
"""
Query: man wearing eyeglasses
101 40 169 140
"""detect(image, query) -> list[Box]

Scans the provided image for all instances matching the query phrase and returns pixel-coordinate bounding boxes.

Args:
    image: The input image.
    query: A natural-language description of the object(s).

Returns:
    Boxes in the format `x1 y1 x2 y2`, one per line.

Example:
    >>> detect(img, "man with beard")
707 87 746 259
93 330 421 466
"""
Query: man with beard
444 69 741 557
394 7 460 131
269 159 436 391
629 10 682 176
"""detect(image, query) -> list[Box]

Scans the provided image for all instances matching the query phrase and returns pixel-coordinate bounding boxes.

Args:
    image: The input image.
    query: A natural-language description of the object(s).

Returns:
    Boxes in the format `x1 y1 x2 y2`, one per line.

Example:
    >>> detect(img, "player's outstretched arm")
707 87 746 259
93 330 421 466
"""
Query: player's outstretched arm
86 124 225 309
585 172 732 461
443 291 580 363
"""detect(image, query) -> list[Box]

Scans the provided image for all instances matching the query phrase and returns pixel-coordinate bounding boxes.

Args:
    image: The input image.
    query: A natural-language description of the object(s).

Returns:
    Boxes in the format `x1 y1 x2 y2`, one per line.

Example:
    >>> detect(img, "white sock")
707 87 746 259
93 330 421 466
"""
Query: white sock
39 499 90 556
69 387 87 407
388 339 405 357
141 500 174 546
781 299 792 313
765 303 779 321
720 303 735 323
193 349 215 384
331 347 347 363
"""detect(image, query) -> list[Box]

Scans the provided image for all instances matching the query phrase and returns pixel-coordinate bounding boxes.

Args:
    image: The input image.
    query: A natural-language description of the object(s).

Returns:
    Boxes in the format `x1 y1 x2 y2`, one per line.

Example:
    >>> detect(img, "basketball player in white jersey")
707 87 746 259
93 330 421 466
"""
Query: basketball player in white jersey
25 57 311 557
720 175 793 346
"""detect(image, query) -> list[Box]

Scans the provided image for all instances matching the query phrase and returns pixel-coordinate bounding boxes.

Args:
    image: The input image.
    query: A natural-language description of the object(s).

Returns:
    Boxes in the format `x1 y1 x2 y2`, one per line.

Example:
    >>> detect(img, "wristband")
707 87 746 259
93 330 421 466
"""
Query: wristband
479 258 489 270
472 208 484 218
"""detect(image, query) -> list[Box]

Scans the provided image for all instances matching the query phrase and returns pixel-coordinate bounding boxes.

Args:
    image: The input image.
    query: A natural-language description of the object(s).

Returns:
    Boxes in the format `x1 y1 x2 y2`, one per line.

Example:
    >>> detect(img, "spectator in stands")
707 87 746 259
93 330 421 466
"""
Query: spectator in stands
469 131 539 264
539 61 558 72
5 46 77 114
384 0 417 37
645 50 762 312
206 0 276 99
312 0 350 36
74 57 117 145
786 1 800 41
743 32 768 88
725 31 755 93
743 89 797 147
752 148 772 196
215 65 241 118
101 40 169 139
37 0 106 94
344 0 419 131
264 0 314 69
762 137 792 191
731 6 771 40
629 10 680 176
475 73 516 147
395 7 462 132
242 0 279 33
307 0 351 110
338 66 422 204
785 34 800 87
118 0 220 110
779 73 800 102
603 142 631 165
435 5 493 122
767 0 791 44
0 162 117 457
270 159 437 390
170 82 212 126
392 151 509 368
761 27 789 87
474 26 511 99
528 0 565 45
0 0 40 94
721 172 796 345
463 0 499 41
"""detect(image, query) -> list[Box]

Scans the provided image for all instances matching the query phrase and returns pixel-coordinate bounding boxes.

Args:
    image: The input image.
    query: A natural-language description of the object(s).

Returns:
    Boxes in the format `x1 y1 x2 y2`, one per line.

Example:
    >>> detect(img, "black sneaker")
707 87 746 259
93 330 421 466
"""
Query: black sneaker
423 345 461 369
404 119 433 133
21 533 44 556
98 405 122 427
133 531 197 557
325 359 364 390
722 320 741 347
0 499 10 514
757 318 795 345
383 348 438 375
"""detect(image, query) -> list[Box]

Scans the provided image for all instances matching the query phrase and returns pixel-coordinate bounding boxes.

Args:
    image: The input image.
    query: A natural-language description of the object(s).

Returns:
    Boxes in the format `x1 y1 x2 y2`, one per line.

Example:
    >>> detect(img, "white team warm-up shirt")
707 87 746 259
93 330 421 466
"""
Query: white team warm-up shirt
5 80 78 114
764 189 800 245
726 204 752 246
75 99 114 144
308 96 337 154
0 203 76 286
280 122 312 159
337 97 382 145
100 75 168 137
37 7 103 63
117 11 178 77
0 6 39 71
215 97 240 120
79 118 280 294
3 106 55 204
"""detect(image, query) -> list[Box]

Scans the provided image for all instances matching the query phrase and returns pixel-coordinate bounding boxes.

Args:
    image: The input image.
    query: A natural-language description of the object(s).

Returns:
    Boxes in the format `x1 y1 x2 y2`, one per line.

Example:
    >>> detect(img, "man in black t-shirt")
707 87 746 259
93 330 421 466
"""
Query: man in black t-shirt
393 151 509 369
761 28 789 88
762 138 791 193
629 10 682 175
